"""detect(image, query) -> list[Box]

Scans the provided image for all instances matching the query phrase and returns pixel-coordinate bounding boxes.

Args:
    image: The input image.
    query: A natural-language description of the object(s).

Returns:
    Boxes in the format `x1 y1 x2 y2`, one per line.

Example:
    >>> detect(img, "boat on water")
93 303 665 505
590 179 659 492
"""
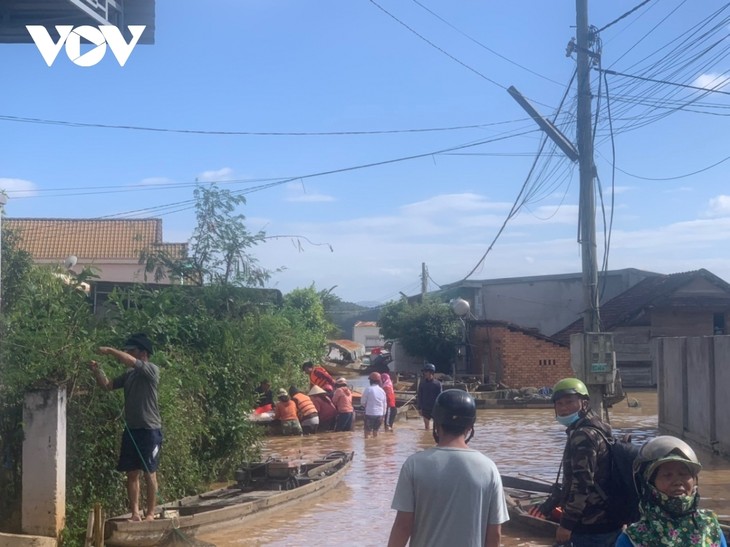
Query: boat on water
104 451 354 547
502 475 560 537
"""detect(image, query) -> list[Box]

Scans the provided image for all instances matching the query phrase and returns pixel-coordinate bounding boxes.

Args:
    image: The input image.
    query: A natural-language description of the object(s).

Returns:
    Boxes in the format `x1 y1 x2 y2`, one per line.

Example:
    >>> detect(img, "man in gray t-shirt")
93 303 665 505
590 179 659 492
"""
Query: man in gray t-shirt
388 390 509 547
89 332 162 522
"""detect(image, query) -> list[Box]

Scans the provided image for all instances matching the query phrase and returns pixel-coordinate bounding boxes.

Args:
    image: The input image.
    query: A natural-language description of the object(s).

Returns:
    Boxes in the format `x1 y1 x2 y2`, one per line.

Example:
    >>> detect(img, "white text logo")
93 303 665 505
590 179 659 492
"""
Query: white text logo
26 25 146 67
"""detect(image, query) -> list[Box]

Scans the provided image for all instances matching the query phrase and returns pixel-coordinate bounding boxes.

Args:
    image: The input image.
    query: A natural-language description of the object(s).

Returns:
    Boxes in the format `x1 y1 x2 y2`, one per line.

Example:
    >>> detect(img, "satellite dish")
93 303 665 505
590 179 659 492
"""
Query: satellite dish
64 255 78 269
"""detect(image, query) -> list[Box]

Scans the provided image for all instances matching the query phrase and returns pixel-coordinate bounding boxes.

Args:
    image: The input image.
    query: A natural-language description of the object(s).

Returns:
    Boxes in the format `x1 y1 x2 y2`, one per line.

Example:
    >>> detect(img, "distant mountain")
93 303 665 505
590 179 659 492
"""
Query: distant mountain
356 300 381 309
325 300 381 339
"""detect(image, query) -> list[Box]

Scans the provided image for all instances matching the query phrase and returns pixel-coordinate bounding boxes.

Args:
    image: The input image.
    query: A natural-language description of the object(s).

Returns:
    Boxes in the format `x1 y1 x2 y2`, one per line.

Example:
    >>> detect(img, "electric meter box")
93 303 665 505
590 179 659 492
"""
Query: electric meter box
569 332 616 385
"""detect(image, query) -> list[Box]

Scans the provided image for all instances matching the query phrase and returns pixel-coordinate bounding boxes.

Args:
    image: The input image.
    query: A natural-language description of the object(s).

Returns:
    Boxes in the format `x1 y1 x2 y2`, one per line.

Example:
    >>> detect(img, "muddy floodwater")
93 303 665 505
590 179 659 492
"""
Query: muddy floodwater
198 390 730 546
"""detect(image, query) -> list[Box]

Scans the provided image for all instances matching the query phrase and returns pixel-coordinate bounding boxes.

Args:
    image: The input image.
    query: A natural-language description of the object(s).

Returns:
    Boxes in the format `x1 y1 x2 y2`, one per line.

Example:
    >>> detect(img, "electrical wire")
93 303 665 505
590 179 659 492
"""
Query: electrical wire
409 0 565 86
367 0 555 110
0 114 530 137
601 151 730 181
11 127 541 250
598 68 730 96
458 71 577 282
597 0 655 33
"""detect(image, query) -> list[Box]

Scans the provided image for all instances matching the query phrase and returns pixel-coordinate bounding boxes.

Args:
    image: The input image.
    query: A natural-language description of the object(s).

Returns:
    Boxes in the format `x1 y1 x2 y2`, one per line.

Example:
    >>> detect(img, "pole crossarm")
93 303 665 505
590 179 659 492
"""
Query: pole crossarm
507 86 579 163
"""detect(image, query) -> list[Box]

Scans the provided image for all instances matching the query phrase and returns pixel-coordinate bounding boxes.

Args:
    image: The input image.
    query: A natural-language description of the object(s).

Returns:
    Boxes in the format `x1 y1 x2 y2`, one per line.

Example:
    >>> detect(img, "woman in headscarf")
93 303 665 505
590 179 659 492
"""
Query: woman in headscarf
616 435 726 547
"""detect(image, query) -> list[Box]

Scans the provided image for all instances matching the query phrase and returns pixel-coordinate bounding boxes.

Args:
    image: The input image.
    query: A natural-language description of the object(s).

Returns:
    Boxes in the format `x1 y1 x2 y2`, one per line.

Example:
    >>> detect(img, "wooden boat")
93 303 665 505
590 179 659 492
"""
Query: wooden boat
502 475 560 537
104 451 354 547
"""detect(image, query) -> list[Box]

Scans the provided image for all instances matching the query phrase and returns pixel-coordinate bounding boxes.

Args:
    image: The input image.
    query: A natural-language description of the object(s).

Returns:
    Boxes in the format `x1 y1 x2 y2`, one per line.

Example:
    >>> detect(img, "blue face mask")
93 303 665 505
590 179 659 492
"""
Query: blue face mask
556 411 581 426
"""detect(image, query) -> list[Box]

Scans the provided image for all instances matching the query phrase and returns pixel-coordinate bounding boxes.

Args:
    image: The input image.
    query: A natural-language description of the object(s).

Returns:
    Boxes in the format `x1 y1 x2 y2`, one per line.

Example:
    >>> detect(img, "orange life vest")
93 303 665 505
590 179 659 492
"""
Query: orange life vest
292 393 318 420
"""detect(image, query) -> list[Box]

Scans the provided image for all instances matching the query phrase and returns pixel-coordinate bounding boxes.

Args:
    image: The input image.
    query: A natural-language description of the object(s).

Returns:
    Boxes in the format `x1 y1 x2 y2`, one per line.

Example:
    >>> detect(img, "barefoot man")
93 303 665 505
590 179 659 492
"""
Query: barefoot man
89 333 162 522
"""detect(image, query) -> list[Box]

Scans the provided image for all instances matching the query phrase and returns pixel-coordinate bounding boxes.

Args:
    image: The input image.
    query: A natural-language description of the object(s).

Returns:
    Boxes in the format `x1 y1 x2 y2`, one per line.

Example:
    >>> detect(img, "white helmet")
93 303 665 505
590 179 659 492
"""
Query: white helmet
635 436 701 484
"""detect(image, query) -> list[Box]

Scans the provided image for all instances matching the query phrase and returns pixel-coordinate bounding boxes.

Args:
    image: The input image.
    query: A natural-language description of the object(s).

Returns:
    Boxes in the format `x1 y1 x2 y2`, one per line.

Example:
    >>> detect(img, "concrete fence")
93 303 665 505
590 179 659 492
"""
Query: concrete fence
654 335 730 456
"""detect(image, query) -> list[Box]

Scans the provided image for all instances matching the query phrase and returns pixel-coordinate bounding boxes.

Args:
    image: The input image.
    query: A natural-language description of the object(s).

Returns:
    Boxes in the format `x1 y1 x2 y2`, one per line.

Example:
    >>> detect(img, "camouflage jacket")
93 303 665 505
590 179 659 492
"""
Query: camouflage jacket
559 413 621 533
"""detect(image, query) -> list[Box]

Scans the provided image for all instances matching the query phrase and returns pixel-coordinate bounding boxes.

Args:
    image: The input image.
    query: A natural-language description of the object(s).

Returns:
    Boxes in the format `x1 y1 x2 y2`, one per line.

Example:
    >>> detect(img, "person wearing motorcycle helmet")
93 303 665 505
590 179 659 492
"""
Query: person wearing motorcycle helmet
361 371 387 439
388 390 508 547
416 363 442 431
616 436 726 547
530 377 622 547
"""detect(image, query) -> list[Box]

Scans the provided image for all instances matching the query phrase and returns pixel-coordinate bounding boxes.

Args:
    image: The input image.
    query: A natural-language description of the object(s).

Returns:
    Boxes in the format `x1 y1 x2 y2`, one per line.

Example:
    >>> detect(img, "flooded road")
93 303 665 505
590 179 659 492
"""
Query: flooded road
199 390 730 546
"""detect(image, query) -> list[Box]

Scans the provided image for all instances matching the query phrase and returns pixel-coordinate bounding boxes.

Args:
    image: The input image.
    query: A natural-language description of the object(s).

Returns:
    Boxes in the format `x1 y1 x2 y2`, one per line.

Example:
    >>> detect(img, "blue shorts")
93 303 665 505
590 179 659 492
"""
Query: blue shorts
117 428 162 473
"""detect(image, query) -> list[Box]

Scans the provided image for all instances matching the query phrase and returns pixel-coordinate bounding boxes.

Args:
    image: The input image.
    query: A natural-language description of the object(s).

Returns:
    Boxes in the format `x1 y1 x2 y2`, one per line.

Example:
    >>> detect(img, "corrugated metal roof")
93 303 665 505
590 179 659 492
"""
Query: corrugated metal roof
5 218 185 260
551 269 730 344
328 339 366 353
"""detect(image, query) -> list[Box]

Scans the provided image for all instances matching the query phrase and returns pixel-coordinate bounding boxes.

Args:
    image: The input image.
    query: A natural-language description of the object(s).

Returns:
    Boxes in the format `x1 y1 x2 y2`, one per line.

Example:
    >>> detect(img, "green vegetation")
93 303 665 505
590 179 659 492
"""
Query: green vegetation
378 297 462 372
0 184 334 545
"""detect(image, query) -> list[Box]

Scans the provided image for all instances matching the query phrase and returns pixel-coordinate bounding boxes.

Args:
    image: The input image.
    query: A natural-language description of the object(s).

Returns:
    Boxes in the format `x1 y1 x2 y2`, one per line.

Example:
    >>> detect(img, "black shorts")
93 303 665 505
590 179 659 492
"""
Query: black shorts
117 428 162 473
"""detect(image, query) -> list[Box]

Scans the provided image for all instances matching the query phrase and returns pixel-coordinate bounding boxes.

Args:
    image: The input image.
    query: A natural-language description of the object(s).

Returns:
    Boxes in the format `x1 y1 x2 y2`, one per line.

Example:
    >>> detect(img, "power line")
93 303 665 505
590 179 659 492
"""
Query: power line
599 68 730 96
0 113 529 137
597 0 654 33
11 128 541 250
602 151 730 181
367 0 506 90
409 0 565 86
459 72 577 281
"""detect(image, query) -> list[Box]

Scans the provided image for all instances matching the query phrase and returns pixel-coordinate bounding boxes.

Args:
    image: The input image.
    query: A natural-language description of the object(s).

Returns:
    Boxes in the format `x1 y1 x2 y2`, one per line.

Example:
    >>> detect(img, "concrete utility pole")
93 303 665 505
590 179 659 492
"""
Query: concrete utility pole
421 262 428 299
508 1 607 416
576 0 604 415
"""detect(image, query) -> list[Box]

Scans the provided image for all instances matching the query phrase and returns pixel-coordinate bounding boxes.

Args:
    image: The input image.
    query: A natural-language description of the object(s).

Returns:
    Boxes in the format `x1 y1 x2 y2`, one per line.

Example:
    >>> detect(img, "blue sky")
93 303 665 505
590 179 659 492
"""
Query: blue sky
1 1 729 303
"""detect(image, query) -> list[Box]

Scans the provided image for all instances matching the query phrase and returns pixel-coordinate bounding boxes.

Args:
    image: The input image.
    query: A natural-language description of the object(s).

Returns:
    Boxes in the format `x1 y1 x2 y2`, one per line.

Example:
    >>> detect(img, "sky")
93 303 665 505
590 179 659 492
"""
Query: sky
1 1 729 304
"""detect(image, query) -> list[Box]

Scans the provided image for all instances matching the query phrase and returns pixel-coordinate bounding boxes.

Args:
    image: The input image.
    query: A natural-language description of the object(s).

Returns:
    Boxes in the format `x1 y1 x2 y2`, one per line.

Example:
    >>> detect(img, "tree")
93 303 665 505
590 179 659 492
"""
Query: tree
379 297 461 372
141 183 279 286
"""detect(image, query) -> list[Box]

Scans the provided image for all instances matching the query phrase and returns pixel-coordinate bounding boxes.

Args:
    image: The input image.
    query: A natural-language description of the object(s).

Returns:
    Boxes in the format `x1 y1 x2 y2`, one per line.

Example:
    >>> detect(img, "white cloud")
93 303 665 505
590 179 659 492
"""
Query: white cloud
197 167 234 183
400 193 510 216
705 195 730 218
283 181 335 203
693 73 730 91
0 177 38 198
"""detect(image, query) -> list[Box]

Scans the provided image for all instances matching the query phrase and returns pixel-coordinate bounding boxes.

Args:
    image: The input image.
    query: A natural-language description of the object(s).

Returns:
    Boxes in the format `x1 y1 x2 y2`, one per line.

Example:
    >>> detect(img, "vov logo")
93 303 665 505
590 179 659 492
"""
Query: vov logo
26 25 146 67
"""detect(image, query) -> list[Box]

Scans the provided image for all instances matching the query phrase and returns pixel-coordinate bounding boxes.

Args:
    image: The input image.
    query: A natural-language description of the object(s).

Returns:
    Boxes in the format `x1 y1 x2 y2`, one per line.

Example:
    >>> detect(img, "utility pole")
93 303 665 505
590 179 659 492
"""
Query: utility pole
576 0 603 415
421 262 428 300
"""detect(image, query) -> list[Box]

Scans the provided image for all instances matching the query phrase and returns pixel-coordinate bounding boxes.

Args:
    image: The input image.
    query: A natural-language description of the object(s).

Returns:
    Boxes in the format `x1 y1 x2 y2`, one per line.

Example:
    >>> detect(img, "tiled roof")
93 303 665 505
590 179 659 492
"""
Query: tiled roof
5 218 186 260
354 321 378 327
551 269 730 344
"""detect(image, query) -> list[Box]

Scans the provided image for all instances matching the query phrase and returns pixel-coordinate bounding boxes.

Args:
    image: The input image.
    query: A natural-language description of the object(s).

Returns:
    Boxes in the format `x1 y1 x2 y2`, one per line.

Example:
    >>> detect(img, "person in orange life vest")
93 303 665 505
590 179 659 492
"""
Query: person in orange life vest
274 389 302 436
381 372 397 432
308 385 337 431
289 386 319 434
302 361 335 396
332 377 354 432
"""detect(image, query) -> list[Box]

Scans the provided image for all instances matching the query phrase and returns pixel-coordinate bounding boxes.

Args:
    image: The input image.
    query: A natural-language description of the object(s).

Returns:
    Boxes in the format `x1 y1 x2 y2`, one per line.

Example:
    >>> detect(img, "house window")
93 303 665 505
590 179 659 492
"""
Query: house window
714 313 726 335
539 359 556 366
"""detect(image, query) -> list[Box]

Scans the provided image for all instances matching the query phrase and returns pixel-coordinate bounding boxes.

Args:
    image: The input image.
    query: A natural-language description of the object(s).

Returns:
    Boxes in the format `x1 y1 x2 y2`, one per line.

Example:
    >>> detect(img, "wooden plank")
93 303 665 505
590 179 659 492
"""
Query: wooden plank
84 508 95 547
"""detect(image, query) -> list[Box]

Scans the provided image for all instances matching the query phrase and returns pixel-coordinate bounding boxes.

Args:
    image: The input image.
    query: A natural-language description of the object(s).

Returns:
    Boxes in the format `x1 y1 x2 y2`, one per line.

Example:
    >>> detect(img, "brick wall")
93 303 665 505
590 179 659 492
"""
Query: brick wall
470 323 572 388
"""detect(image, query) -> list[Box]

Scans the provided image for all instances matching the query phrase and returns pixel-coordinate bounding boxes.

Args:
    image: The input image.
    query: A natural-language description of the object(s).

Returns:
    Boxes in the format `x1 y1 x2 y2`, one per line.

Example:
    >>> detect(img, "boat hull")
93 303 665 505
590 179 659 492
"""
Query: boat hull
104 452 354 547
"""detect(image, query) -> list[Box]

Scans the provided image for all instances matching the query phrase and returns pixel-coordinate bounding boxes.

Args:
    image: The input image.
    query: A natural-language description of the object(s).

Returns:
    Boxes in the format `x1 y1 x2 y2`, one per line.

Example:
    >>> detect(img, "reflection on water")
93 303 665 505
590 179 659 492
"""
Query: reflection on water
198 390 730 546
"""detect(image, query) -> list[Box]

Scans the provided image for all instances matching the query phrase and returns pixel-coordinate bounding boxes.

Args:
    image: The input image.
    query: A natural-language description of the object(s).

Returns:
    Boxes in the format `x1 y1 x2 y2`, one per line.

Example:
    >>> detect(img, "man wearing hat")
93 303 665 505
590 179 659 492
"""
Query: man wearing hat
89 333 162 522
